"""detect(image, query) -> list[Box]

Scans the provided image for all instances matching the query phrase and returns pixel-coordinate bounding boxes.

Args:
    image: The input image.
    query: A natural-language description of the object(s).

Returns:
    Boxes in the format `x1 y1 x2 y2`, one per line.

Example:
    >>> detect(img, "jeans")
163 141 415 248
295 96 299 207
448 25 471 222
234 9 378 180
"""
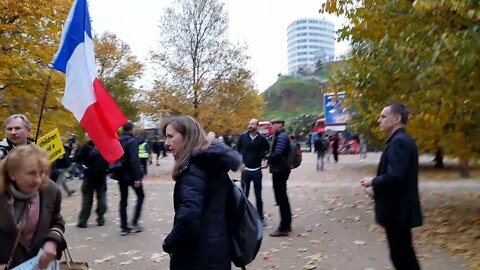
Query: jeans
78 171 107 225
119 180 145 229
316 151 325 170
385 226 421 270
272 170 291 231
56 166 75 194
241 169 264 220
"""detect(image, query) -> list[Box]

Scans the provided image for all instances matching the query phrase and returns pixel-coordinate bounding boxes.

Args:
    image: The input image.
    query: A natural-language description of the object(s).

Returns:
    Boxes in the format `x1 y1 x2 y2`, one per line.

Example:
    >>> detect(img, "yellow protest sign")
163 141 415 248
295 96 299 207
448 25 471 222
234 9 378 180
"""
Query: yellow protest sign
36 128 65 162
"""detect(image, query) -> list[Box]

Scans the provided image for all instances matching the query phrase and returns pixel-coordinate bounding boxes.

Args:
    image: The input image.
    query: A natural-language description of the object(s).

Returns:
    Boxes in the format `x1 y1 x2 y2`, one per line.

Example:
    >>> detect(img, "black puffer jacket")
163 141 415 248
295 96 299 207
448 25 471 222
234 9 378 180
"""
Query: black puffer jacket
267 129 290 173
163 141 241 270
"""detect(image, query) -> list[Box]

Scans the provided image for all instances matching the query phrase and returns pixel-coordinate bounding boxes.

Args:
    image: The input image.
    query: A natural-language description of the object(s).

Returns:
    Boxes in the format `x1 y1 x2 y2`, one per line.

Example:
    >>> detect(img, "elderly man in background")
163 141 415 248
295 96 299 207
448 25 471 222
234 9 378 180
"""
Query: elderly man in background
0 114 34 160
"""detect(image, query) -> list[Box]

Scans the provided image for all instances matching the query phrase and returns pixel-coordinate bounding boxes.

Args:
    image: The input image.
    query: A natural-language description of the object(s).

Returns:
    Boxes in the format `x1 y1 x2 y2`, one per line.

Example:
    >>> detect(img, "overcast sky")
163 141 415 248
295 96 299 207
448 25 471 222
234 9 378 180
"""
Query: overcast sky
88 0 349 91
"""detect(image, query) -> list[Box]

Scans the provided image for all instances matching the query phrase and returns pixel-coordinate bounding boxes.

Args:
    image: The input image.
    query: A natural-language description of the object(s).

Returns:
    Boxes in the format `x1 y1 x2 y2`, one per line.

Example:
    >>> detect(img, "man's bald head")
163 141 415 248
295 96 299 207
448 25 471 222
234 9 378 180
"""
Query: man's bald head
248 118 259 133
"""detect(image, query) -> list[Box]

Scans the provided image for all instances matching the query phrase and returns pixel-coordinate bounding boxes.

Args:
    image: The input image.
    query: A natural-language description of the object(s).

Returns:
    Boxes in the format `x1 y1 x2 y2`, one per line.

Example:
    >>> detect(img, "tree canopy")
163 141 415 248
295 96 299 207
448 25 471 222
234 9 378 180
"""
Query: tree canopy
0 1 143 139
94 32 144 121
0 0 80 138
145 0 264 134
321 0 480 169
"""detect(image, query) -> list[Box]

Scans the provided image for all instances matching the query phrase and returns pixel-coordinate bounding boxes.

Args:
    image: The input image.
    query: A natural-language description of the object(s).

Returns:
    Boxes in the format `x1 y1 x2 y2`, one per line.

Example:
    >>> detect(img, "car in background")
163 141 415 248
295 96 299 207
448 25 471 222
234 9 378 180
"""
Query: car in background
257 121 272 136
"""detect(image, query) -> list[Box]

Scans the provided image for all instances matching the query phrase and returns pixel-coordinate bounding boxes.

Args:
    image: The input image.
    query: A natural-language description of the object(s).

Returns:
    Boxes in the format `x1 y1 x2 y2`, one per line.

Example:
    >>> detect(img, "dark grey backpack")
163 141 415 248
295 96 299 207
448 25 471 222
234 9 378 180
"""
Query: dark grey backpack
229 179 263 269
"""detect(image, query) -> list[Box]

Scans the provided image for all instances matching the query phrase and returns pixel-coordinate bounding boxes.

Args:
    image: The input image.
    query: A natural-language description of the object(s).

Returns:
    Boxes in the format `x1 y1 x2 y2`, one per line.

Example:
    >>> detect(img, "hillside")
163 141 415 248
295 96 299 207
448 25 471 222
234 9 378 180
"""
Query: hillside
261 61 347 124
262 75 326 123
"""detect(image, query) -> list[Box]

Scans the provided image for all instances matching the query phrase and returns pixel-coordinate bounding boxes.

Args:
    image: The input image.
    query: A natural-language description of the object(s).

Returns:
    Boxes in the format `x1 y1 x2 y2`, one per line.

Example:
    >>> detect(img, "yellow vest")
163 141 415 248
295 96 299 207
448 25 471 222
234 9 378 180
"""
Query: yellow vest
138 142 149 158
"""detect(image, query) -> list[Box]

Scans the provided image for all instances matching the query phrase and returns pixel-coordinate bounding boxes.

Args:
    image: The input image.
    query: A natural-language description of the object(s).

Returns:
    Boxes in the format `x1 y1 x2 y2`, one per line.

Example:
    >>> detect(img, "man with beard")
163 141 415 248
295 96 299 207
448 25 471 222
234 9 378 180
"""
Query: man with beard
236 118 270 226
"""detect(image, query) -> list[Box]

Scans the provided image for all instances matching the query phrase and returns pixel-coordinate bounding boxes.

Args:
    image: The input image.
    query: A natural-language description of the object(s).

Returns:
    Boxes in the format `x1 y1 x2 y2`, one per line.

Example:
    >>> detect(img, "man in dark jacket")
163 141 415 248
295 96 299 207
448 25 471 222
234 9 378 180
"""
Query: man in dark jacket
361 103 423 270
236 118 270 226
267 118 292 237
75 134 109 228
118 122 145 236
332 133 339 163
0 114 34 159
313 132 328 171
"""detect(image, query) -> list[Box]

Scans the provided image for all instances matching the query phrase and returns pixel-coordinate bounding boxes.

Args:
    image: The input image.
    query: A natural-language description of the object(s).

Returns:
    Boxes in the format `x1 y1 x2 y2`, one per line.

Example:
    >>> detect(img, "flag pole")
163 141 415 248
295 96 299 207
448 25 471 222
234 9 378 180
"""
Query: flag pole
35 69 52 143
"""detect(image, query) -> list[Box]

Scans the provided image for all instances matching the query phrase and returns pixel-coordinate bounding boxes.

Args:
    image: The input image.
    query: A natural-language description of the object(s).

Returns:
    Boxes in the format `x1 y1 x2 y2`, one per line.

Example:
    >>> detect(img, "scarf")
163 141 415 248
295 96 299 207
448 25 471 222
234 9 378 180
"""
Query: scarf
8 184 41 249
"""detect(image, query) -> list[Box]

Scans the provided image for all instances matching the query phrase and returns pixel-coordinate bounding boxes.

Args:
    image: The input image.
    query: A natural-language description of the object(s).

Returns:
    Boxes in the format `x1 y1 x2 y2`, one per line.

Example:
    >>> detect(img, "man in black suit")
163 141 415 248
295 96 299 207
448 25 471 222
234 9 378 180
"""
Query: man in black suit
360 103 423 270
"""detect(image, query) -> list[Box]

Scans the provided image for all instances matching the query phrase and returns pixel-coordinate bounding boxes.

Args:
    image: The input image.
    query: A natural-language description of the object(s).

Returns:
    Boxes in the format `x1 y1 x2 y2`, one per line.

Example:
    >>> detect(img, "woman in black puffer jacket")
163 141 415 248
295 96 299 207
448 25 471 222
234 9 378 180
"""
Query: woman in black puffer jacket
162 116 241 270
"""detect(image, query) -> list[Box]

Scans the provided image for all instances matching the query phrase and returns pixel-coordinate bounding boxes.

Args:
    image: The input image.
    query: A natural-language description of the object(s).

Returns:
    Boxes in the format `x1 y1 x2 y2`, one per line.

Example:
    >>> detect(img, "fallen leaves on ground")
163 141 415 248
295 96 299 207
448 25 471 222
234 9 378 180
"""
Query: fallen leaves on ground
416 191 480 270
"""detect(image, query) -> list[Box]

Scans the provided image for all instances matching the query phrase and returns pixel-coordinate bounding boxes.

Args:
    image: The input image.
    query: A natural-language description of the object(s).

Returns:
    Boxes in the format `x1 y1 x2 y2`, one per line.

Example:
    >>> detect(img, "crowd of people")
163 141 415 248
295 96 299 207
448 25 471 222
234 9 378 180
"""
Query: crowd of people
0 103 423 270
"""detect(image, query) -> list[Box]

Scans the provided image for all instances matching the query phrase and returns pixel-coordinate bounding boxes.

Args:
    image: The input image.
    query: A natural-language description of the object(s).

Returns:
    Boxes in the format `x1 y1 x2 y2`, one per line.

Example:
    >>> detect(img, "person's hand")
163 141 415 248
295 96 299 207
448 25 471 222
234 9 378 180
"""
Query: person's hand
360 177 373 188
134 180 142 189
39 241 57 268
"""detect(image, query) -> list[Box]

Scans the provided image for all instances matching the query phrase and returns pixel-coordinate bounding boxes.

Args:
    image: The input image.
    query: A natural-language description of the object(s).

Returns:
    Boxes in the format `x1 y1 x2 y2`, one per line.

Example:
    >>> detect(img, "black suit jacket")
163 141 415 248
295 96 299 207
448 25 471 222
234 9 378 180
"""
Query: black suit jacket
372 128 423 229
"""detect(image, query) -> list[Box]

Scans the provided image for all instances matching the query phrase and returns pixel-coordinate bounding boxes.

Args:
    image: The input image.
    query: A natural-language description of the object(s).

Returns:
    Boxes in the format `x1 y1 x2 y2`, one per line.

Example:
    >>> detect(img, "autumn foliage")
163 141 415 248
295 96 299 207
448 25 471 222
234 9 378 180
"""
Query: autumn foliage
321 0 480 167
0 0 81 138
145 0 265 134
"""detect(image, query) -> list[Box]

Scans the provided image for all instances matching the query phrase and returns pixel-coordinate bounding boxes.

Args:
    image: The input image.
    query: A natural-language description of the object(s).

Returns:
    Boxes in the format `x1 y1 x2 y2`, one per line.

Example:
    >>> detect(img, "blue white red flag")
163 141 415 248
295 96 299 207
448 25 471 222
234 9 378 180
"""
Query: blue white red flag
52 0 127 163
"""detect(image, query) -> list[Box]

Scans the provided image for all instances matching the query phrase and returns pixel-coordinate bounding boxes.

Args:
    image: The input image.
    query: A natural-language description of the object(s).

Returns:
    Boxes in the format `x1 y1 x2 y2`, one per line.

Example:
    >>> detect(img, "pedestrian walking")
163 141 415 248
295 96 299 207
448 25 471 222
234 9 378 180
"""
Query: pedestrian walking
267 118 292 237
50 139 76 197
138 136 150 175
75 134 109 228
161 115 241 270
236 118 270 226
117 122 145 236
313 132 328 171
360 103 423 270
332 133 339 163
152 138 161 166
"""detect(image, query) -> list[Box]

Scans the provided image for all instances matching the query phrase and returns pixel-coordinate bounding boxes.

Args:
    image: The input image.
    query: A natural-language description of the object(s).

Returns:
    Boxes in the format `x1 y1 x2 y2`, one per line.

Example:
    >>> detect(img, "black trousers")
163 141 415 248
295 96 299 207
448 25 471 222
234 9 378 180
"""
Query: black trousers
385 226 421 270
140 158 148 175
118 180 145 229
272 170 291 231
333 147 339 162
78 172 107 225
241 169 264 220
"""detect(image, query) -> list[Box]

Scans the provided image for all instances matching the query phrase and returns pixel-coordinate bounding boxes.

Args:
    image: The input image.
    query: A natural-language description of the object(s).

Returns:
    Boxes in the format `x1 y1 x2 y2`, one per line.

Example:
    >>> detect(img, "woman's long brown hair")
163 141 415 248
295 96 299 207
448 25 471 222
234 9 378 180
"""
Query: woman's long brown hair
162 116 210 180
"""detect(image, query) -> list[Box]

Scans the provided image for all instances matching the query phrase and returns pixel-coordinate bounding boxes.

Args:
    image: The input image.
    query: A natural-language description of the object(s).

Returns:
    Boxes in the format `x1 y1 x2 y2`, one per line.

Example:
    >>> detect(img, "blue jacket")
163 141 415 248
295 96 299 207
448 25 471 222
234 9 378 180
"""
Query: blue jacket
163 141 241 270
267 129 290 173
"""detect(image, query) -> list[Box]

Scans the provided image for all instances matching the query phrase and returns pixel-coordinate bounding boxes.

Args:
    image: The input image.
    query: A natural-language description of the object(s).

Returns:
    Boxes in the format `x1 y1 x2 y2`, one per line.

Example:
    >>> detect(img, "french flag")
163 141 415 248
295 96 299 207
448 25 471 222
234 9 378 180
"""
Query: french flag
52 0 127 163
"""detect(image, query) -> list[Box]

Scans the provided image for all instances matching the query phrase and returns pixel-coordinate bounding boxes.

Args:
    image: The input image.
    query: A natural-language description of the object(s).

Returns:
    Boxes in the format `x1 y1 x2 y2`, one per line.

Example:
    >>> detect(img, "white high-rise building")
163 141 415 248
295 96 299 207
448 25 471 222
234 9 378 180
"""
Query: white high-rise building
287 18 335 74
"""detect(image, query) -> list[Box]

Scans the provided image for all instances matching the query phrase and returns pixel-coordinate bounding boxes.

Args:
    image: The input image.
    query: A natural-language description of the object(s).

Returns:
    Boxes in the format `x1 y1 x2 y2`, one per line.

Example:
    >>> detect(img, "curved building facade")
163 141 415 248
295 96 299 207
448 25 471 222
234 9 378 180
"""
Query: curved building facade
287 18 335 74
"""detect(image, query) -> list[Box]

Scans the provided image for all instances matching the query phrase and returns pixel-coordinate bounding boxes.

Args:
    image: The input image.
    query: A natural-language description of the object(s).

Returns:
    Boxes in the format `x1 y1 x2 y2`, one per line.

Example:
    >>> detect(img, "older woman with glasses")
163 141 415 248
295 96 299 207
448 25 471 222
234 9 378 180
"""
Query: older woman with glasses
0 145 66 269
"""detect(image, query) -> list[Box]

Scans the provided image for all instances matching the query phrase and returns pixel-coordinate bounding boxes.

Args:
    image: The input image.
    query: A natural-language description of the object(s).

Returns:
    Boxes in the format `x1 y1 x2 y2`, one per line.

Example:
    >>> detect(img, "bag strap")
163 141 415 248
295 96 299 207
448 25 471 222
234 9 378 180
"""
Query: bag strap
6 205 28 270
63 244 75 268
53 227 75 268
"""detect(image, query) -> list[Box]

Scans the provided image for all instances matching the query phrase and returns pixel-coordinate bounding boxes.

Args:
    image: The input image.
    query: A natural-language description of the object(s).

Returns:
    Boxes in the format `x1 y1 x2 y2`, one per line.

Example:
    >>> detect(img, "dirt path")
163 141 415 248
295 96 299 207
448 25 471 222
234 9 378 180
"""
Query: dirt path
60 152 479 269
